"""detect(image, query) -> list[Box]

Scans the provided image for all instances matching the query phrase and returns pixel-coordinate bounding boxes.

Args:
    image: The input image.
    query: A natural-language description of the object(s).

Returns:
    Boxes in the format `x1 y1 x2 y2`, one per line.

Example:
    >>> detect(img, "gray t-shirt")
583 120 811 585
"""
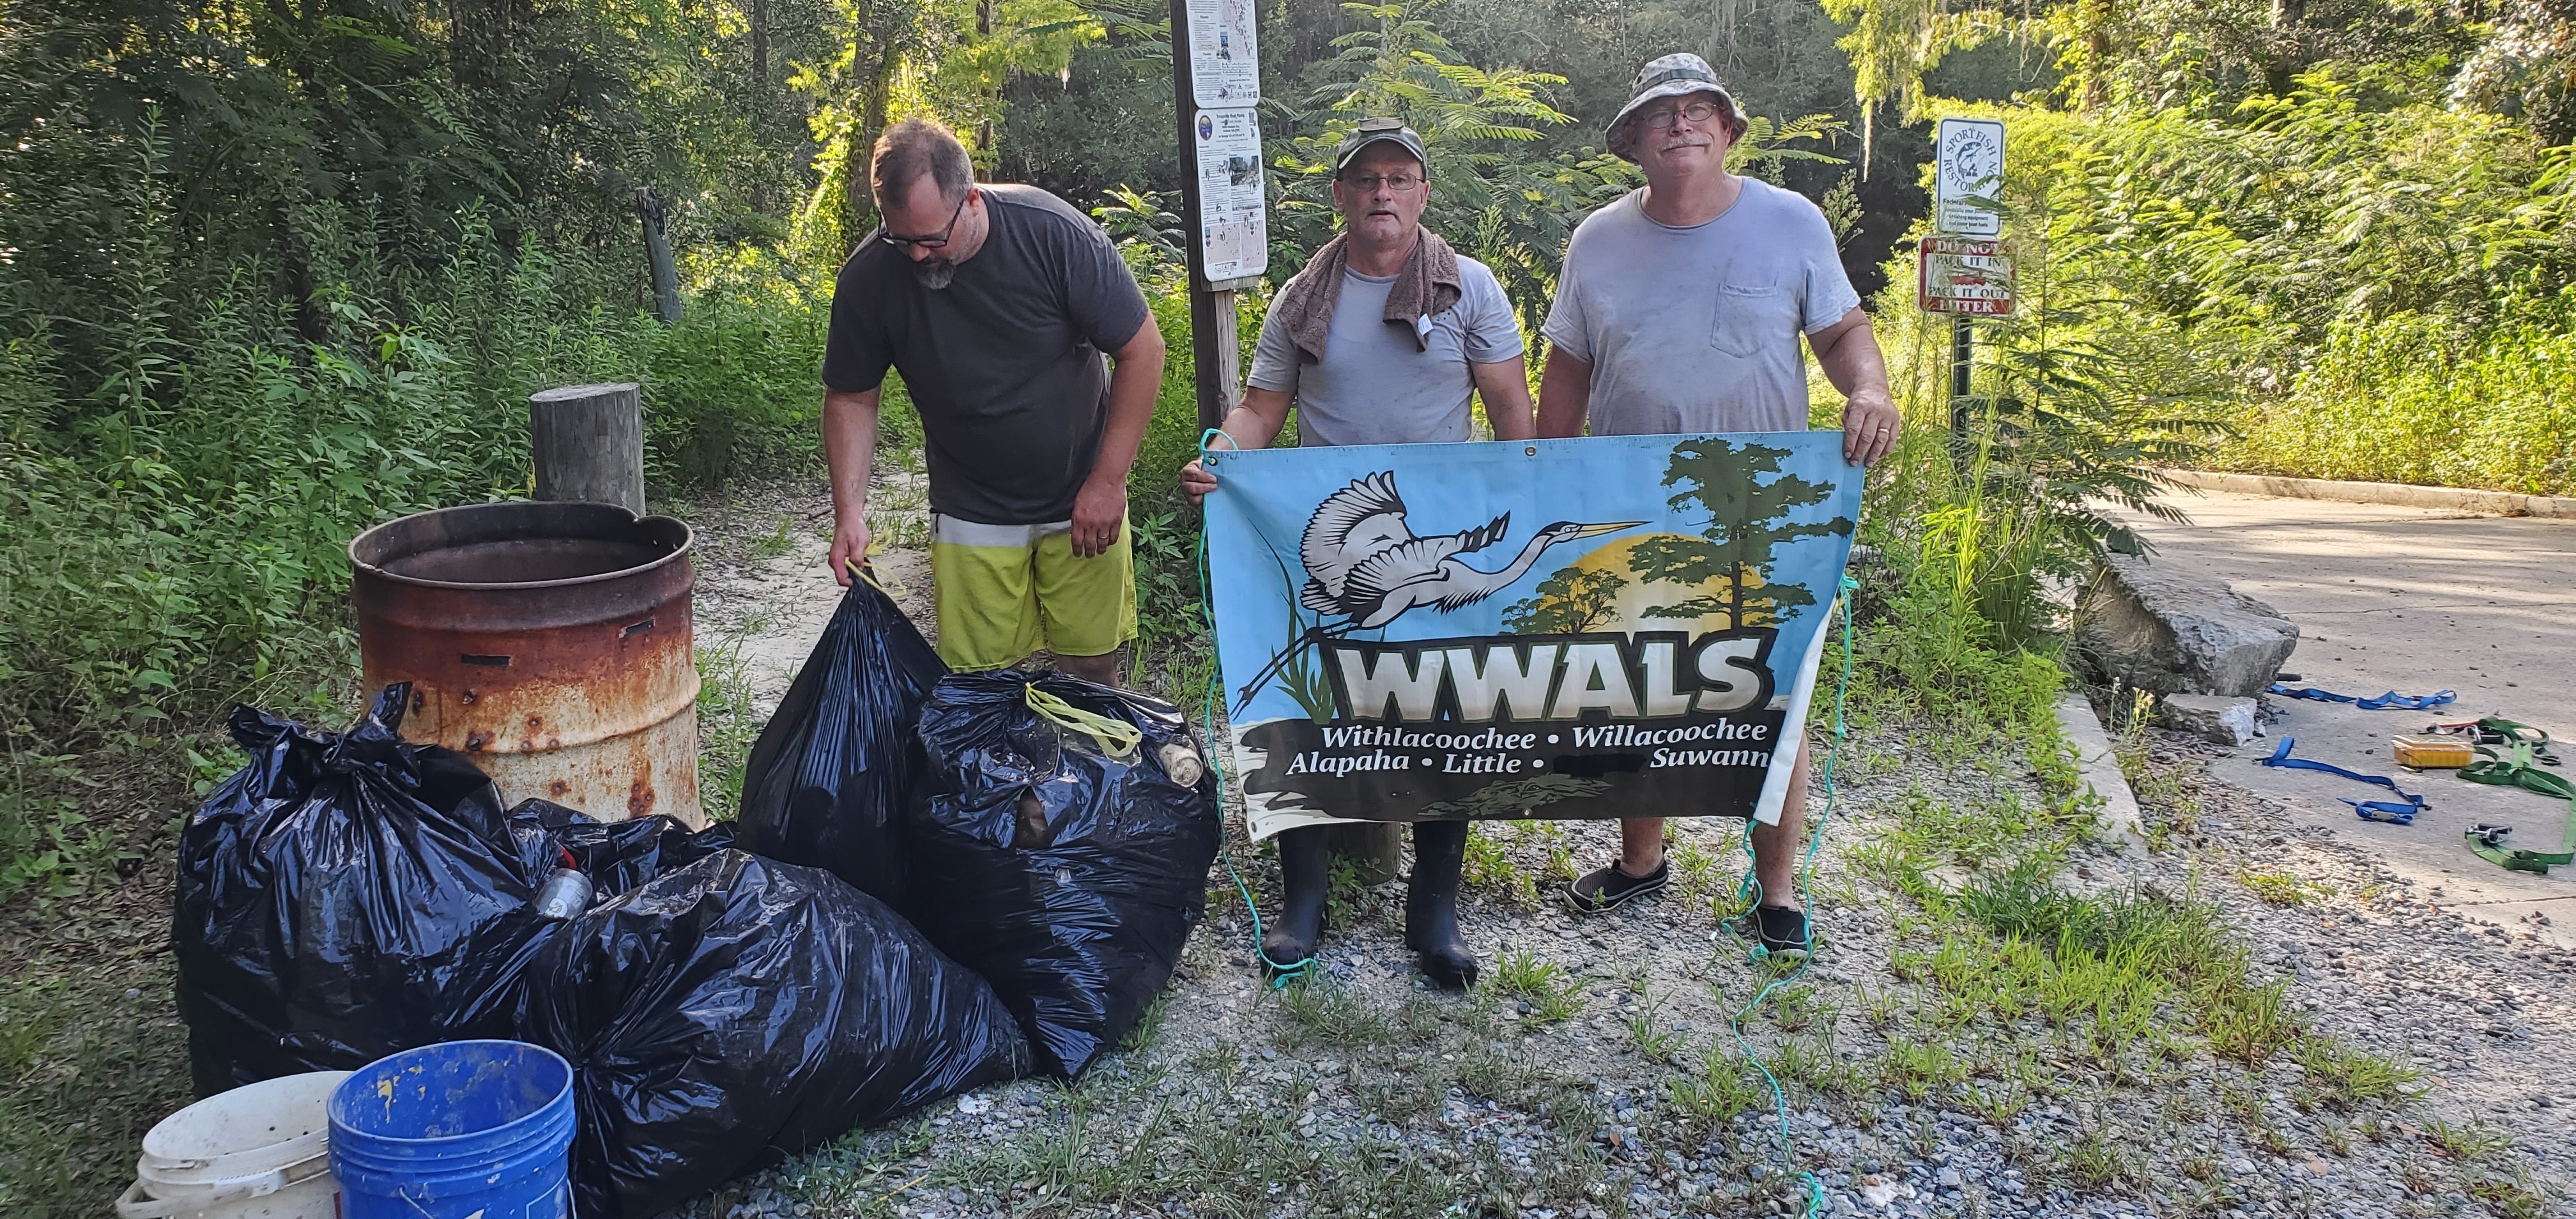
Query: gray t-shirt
1541 179 1860 436
1246 254 1523 447
823 183 1151 525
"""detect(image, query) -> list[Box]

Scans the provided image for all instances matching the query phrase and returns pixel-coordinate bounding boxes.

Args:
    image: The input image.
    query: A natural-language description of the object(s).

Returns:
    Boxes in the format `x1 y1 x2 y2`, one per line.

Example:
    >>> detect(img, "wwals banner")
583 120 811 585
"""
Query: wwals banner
1204 433 1859 840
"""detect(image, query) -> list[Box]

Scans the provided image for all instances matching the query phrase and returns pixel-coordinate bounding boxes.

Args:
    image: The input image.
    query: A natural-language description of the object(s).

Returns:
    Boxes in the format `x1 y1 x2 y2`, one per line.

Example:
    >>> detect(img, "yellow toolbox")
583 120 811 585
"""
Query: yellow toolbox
2392 735 2476 769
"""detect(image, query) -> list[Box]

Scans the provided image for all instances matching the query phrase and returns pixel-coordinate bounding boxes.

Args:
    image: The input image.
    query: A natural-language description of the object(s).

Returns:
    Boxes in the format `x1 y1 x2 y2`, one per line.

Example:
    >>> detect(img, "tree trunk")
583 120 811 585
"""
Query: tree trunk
844 50 898 250
2264 0 2304 95
2075 0 2114 111
638 189 682 325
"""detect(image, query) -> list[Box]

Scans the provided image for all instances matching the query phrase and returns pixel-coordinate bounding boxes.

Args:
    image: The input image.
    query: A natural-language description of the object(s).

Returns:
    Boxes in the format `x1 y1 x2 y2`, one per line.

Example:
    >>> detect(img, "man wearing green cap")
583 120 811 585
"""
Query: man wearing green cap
1179 118 1534 989
1538 54 1897 960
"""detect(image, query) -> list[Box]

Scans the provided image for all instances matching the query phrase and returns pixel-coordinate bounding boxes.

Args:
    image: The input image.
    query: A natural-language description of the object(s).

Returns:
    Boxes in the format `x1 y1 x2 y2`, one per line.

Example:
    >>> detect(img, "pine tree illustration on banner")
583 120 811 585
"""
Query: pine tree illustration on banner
1630 440 1855 629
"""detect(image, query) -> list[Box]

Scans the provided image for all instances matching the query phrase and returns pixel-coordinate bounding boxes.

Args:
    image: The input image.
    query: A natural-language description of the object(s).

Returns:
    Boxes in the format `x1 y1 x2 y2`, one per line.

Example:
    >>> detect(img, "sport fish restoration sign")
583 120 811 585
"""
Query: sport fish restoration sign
1202 433 1860 839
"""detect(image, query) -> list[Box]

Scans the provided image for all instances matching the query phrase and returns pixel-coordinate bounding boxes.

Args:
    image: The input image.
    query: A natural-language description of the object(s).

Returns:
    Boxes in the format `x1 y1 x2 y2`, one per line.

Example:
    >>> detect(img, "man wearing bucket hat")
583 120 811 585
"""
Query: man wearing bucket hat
1179 117 1535 990
1537 53 1897 960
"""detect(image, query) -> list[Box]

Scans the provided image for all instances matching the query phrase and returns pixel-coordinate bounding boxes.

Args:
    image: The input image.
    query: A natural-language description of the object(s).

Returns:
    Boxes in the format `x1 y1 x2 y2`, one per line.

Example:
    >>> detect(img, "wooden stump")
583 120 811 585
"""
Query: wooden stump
1326 821 1403 885
530 383 647 514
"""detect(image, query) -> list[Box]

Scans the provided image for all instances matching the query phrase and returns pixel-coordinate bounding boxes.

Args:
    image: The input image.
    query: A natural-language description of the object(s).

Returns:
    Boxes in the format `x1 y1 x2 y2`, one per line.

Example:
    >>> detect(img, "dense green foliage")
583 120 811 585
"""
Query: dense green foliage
1826 0 2576 494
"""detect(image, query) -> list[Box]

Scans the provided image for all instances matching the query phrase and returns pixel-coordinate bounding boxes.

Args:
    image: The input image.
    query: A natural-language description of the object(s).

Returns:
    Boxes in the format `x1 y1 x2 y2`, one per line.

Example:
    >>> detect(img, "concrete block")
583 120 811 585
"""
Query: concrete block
2074 553 2301 697
2055 694 2147 857
2159 693 2260 746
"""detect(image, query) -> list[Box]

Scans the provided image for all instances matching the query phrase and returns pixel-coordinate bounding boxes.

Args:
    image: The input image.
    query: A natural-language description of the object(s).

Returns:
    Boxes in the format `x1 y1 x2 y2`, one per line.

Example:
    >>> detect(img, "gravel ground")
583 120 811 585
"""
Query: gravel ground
669 482 2570 1219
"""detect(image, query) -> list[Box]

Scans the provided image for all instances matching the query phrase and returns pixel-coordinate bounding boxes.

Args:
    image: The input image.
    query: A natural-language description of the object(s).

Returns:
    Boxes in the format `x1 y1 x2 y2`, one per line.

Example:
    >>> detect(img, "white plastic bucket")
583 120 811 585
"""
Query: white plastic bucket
115 1071 349 1219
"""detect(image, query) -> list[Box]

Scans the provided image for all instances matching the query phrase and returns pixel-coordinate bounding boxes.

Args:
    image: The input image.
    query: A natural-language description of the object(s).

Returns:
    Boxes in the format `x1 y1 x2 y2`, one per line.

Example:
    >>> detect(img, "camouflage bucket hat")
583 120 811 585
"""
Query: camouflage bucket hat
1606 52 1746 161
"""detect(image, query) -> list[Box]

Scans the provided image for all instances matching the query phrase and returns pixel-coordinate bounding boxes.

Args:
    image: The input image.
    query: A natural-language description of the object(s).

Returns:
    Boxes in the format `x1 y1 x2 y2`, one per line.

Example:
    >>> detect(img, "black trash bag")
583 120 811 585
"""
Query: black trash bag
737 578 945 909
514 797 739 894
439 802 742 1036
176 684 541 1095
513 849 1029 1219
909 671 1221 1078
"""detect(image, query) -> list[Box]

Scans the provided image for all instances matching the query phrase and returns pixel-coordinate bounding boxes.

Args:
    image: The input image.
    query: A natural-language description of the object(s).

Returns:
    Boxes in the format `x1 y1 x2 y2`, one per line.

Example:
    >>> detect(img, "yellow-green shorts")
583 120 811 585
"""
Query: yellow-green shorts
930 514 1137 671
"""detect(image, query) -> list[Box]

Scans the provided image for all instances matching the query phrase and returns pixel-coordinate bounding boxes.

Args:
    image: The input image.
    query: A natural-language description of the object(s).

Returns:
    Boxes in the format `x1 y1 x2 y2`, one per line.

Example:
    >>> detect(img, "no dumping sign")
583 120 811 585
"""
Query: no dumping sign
1918 236 2016 316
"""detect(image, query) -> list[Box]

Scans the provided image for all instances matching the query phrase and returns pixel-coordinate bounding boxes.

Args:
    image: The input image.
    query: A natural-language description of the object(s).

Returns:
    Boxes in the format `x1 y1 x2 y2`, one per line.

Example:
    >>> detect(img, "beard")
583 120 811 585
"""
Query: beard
912 259 957 289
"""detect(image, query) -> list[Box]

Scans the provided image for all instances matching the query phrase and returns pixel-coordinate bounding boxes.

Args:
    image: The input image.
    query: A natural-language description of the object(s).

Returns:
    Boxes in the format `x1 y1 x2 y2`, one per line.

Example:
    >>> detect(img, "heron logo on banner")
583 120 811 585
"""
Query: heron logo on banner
1202 433 1860 839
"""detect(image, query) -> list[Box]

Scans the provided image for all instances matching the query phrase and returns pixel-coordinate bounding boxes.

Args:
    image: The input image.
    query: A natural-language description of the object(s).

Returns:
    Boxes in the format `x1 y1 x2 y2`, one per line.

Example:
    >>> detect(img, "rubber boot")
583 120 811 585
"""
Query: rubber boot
1406 820 1478 989
1261 825 1330 974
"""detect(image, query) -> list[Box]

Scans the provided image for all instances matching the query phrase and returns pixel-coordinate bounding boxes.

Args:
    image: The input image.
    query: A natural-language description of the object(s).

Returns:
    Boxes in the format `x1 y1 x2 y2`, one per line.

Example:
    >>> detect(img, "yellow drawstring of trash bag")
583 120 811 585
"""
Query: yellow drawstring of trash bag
1025 685 1143 757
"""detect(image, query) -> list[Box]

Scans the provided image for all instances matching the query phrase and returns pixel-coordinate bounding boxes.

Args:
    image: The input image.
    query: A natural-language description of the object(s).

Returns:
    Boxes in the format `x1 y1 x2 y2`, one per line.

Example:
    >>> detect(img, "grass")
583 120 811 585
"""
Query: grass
1486 951 1585 1024
1623 999 1686 1062
0 949 192 1218
1462 824 1540 908
2295 1039 2423 1107
1878 1039 1968 1100
2423 1117 2511 1162
2239 867 2333 907
1272 978 1395 1050
2060 1127 2138 1191
693 619 764 817
749 512 799 560
1666 1045 1771 1131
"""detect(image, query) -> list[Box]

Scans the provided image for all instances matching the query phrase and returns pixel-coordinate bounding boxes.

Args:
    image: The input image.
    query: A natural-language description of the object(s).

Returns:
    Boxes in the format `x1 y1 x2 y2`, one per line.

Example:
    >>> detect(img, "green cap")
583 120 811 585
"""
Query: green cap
1333 117 1429 176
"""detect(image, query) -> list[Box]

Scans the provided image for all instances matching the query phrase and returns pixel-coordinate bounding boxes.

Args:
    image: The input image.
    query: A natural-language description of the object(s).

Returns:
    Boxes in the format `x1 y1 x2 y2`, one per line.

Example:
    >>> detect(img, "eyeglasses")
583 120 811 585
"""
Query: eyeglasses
1638 100 1726 131
1340 172 1423 192
878 192 969 250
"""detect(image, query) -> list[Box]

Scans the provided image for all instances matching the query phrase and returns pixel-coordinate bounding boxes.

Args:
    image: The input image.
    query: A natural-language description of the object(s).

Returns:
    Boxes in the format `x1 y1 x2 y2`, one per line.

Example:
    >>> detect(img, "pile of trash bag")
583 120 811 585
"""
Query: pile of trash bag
176 686 554 1092
737 578 943 909
513 849 1027 1219
176 687 742 1091
180 650 1225 1213
908 671 1222 1077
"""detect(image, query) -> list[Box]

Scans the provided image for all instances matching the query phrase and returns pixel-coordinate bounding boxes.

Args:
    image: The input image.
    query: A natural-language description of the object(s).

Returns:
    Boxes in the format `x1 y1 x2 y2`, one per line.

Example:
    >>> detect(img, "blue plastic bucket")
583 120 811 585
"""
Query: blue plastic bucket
327 1041 576 1219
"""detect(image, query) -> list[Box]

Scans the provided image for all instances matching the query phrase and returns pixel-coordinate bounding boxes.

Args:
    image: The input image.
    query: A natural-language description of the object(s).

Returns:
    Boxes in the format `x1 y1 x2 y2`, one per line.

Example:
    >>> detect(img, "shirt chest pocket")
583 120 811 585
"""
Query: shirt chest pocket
1711 281 1794 358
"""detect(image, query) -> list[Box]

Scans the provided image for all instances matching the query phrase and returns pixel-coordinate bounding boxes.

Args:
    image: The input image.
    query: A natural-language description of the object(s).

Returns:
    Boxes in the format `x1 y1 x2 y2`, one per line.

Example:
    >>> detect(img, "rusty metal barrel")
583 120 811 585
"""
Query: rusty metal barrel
349 502 702 826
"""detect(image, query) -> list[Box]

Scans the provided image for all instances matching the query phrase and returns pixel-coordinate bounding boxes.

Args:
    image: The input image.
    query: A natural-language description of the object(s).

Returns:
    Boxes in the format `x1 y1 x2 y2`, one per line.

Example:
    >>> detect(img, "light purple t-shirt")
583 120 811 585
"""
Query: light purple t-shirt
1542 179 1860 435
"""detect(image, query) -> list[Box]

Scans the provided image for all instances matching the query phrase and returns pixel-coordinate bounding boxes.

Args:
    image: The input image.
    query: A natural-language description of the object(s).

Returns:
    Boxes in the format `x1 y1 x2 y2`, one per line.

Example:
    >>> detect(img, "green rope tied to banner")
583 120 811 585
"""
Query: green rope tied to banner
1722 573 1857 1219
1195 427 1315 988
2462 740 2576 873
1026 685 1142 758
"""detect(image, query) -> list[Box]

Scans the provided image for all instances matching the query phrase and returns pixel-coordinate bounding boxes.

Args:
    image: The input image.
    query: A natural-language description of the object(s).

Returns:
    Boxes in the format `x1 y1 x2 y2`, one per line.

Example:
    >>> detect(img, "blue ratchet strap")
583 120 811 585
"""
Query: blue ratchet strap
2266 683 2457 711
2255 737 2428 824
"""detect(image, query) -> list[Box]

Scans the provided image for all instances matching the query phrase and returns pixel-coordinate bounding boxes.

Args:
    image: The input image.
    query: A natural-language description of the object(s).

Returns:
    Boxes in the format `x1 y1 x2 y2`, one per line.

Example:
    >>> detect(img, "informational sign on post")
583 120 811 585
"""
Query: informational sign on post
1919 236 2015 316
1184 0 1260 106
1171 0 1268 427
1193 109 1268 282
1933 117 2005 238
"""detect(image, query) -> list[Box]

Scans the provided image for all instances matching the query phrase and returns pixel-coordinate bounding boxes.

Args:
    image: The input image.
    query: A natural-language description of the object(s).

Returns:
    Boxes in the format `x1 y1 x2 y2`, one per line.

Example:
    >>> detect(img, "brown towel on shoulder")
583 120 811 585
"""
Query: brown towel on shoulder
1272 229 1464 363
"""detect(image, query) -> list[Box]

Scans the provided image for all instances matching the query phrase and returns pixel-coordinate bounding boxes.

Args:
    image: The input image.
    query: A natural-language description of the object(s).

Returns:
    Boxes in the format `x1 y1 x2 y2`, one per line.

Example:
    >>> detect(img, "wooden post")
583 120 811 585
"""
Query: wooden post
1190 288 1242 430
530 383 647 514
1170 0 1243 431
1328 822 1404 886
1947 314 1973 472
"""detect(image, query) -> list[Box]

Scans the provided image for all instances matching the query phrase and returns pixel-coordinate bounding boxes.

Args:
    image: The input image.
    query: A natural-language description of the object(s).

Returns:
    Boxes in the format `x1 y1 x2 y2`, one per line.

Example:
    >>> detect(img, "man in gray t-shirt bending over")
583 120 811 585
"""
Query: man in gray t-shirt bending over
1182 118 1534 991
1538 54 1897 961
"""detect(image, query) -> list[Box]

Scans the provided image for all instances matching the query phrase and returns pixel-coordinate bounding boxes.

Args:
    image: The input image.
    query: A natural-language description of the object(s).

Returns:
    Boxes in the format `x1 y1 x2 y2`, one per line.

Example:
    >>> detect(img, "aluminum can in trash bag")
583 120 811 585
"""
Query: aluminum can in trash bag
532 868 594 920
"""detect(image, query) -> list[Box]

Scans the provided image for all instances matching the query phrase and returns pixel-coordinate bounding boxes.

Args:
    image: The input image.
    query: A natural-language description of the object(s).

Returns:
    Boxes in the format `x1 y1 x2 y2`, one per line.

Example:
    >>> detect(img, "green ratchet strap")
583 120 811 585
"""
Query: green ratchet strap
2460 740 2576 873
2433 716 2562 768
1027 685 1144 757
